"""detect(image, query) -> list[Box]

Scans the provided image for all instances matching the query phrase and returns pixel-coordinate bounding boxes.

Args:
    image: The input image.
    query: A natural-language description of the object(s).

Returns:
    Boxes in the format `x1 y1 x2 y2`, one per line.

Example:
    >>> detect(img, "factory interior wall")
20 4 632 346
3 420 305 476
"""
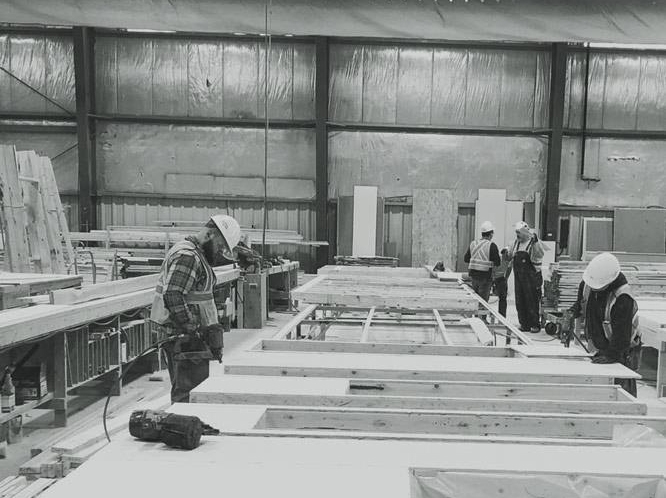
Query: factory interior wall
3 32 666 265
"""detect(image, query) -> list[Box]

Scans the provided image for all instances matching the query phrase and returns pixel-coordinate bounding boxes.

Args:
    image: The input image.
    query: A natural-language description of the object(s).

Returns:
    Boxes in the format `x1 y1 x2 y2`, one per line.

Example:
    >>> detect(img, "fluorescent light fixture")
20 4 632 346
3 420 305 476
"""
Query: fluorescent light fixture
126 28 177 33
588 42 666 50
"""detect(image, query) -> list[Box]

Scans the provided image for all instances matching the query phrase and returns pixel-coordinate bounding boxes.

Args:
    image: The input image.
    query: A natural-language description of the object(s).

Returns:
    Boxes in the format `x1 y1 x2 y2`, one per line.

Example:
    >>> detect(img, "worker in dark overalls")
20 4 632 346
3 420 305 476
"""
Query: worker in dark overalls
507 221 545 332
570 252 641 397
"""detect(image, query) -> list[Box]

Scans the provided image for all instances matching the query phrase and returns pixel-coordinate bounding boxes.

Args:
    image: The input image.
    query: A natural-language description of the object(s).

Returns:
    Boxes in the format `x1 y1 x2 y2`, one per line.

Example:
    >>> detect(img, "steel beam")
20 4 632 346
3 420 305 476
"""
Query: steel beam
543 43 567 242
73 26 97 231
315 37 330 268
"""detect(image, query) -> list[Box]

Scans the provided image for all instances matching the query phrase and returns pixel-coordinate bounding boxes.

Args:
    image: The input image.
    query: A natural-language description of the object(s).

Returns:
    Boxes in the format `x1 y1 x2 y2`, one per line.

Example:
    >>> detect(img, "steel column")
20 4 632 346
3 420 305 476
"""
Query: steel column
73 27 97 231
315 37 330 268
543 43 567 242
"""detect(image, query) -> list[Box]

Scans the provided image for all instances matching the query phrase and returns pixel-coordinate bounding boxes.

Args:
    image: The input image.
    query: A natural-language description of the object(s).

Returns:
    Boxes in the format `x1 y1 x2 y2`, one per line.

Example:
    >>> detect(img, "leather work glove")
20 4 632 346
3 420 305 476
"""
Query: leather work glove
591 354 616 364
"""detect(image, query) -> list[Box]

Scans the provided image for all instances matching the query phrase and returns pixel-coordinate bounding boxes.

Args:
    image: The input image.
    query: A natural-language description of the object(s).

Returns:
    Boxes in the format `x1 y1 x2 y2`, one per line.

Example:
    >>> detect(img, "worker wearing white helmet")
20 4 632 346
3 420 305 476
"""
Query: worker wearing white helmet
463 221 500 304
506 221 545 333
150 214 242 402
570 252 641 396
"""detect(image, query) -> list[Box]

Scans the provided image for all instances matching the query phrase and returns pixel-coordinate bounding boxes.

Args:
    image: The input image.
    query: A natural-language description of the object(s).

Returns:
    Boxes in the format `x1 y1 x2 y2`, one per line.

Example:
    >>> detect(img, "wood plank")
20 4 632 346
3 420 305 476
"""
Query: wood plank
16 151 52 273
0 145 30 272
224 350 638 384
12 478 57 498
50 273 160 305
258 406 666 440
465 317 493 346
257 339 512 357
352 186 378 257
432 310 453 345
272 304 319 340
33 156 65 272
317 266 430 278
412 188 457 269
359 307 375 342
191 376 645 415
39 157 74 265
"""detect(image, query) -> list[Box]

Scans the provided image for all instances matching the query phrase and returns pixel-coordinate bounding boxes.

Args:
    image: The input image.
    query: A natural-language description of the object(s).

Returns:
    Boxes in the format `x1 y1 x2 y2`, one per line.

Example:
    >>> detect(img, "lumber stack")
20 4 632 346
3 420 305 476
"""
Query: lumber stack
334 255 399 267
545 260 666 309
0 147 73 274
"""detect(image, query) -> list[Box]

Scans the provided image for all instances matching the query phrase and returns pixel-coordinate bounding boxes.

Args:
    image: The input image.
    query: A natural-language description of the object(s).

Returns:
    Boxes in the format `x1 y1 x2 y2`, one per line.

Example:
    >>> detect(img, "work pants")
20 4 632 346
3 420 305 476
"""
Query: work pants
493 277 508 318
162 336 210 404
513 252 542 331
614 344 642 398
471 275 492 303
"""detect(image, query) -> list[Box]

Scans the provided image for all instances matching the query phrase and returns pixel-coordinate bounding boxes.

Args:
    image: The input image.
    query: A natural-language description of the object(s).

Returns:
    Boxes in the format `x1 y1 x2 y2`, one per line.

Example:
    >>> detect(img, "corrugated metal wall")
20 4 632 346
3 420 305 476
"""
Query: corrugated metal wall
0 34 75 114
9 33 666 267
329 45 551 128
95 36 315 119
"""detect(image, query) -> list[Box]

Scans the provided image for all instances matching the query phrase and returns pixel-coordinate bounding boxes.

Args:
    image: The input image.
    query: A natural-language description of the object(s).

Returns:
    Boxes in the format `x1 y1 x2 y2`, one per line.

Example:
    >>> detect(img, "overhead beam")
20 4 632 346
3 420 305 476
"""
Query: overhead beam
315 37 330 269
73 26 97 232
543 42 568 242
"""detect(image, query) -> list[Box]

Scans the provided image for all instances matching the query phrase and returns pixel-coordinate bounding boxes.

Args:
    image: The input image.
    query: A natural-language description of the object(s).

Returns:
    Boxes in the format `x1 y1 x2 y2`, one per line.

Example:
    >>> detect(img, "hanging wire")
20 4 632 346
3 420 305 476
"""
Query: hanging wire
261 0 273 259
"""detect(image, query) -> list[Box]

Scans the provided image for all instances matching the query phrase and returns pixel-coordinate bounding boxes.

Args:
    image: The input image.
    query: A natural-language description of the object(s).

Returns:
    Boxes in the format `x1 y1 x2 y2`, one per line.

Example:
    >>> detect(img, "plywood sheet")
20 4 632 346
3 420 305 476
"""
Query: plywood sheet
412 189 457 269
475 189 507 249
504 201 523 251
352 186 378 257
614 208 666 253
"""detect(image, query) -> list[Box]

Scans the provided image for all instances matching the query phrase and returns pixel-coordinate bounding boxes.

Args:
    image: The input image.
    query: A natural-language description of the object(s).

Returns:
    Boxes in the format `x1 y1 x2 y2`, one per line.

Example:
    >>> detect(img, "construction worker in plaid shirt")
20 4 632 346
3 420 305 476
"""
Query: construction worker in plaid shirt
151 214 241 403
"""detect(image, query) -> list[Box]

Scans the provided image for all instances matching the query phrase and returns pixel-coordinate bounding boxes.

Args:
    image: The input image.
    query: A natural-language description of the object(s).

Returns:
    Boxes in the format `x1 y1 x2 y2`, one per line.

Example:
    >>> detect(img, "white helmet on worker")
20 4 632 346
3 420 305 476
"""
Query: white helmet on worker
514 221 529 232
209 214 241 254
583 252 621 290
480 221 494 234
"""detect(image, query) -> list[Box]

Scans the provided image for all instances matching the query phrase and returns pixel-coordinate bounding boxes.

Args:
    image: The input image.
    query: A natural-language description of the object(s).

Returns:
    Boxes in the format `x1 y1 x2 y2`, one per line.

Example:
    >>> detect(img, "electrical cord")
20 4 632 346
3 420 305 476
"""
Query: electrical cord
102 335 178 443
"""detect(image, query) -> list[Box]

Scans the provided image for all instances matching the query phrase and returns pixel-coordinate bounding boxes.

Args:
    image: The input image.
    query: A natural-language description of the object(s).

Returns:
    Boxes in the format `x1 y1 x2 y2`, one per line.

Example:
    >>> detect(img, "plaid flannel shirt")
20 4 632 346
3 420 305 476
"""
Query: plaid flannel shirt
161 236 217 334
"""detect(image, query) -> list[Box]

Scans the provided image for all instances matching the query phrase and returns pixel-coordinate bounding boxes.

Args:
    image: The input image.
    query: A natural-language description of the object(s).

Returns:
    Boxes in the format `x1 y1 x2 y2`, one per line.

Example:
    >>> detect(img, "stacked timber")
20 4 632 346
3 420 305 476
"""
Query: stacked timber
545 260 666 309
0 147 73 274
334 255 399 267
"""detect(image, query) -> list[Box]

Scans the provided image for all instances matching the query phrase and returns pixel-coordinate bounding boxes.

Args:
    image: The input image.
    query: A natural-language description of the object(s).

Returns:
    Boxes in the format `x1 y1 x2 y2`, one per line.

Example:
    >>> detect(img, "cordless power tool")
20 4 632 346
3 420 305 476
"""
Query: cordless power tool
129 409 220 450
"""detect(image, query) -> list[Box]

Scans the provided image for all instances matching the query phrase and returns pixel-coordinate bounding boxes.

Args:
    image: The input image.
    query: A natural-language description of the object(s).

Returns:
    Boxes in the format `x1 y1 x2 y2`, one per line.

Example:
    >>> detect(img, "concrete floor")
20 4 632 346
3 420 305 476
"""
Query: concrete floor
2 280 665 479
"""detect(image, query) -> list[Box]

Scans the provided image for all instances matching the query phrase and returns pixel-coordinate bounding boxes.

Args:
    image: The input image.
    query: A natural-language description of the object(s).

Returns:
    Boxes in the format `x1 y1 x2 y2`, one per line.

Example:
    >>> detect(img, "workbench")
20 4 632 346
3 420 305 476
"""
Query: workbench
0 267 239 426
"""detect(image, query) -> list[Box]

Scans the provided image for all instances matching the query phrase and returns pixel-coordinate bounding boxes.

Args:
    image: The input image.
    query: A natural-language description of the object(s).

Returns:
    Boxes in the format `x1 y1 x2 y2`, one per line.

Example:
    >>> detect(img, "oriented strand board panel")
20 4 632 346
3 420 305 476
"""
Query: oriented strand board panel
352 186 378 257
475 189 507 249
504 200 523 250
412 189 457 269
614 208 666 253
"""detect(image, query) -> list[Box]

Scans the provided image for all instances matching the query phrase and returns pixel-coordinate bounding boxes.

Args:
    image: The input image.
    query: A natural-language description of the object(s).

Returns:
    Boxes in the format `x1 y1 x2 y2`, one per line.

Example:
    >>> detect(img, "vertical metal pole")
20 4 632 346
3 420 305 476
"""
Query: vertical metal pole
543 43 568 242
73 27 97 232
315 37 330 269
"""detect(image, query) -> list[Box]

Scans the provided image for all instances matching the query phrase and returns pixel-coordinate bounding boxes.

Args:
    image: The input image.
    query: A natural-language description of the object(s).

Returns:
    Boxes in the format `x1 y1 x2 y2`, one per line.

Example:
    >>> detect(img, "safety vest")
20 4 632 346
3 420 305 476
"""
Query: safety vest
581 283 641 346
468 239 493 271
150 239 218 329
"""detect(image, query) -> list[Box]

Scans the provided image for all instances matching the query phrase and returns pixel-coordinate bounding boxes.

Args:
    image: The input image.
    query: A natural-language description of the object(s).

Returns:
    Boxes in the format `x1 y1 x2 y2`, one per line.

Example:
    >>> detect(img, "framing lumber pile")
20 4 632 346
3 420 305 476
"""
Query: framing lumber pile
0 147 73 274
0 272 82 310
545 260 666 309
334 255 398 267
293 274 477 311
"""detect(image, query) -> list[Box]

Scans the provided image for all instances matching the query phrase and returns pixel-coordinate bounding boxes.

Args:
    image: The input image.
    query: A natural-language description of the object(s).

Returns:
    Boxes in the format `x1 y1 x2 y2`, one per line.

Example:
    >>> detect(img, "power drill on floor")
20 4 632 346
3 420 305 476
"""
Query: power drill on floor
129 409 220 450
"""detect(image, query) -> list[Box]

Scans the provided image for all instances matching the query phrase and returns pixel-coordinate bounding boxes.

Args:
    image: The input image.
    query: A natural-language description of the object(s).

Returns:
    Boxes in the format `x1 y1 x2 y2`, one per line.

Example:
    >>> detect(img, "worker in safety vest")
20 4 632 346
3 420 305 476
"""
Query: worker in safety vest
463 221 500 303
507 221 545 333
570 252 641 397
150 214 242 403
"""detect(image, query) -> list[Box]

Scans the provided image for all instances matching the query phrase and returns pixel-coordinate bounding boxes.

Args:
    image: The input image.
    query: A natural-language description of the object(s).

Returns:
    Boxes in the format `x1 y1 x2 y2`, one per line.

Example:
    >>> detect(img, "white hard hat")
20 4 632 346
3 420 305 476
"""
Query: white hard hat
514 221 529 232
583 252 620 290
480 221 494 233
209 214 241 258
